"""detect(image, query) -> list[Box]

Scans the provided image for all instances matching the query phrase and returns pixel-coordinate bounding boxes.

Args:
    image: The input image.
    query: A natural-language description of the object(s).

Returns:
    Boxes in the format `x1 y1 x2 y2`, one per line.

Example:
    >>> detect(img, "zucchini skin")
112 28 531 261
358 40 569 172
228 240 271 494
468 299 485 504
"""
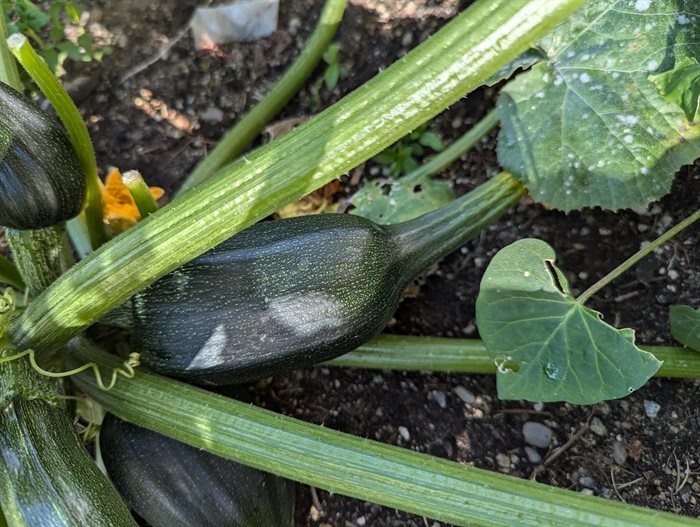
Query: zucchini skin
100 414 295 527
132 214 403 384
0 364 135 527
131 173 524 384
0 82 85 230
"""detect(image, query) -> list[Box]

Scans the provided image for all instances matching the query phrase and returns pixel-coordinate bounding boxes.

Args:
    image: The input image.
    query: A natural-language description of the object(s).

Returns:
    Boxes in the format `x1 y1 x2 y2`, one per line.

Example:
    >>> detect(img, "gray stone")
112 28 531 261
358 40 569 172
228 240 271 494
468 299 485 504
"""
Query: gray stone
523 421 552 448
589 416 607 436
524 446 542 463
612 441 627 465
644 400 661 418
453 385 475 404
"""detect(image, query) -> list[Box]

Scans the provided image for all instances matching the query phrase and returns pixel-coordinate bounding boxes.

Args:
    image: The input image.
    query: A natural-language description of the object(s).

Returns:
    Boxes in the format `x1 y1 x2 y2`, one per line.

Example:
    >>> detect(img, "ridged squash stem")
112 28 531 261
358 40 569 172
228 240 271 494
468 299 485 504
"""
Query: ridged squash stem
12 0 585 354
5 226 71 297
330 334 700 378
176 0 347 195
404 109 499 183
391 172 524 279
70 337 699 527
7 33 107 249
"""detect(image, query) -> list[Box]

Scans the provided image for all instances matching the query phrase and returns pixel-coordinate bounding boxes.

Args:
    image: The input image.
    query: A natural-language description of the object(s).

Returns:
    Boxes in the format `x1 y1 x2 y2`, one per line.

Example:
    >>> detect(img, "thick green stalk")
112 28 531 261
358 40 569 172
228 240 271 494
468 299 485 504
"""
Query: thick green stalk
177 0 347 195
0 5 21 90
391 172 524 277
69 339 698 527
12 0 584 354
7 33 107 249
329 334 700 378
5 226 69 297
0 254 24 291
404 109 499 183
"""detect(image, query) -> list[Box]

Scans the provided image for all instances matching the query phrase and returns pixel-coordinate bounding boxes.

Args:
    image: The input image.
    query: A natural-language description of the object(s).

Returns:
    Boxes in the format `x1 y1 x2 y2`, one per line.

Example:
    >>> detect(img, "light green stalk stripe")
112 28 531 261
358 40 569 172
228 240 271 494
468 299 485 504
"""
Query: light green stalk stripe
122 171 159 218
0 254 24 291
7 33 107 249
405 109 499 183
69 339 699 527
177 0 347 195
0 6 21 90
329 334 700 378
12 0 584 353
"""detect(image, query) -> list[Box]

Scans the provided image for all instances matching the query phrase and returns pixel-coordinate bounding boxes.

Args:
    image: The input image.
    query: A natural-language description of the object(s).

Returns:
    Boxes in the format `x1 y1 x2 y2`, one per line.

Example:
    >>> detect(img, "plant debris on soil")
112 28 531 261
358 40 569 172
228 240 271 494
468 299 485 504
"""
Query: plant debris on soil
67 0 700 525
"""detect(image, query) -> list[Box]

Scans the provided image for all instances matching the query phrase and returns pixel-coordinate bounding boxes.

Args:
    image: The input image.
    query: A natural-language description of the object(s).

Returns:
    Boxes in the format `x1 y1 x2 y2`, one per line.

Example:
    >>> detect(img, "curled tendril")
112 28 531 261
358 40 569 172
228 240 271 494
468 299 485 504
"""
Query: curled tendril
0 288 140 391
0 349 141 391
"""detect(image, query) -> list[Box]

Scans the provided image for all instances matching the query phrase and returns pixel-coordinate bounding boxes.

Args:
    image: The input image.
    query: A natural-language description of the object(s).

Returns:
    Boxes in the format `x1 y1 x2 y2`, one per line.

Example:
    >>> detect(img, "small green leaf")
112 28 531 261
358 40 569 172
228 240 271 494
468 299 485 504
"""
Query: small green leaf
650 58 700 122
372 150 395 165
323 43 339 64
350 176 454 224
418 131 445 151
57 40 82 61
670 305 700 351
475 239 661 404
324 62 339 90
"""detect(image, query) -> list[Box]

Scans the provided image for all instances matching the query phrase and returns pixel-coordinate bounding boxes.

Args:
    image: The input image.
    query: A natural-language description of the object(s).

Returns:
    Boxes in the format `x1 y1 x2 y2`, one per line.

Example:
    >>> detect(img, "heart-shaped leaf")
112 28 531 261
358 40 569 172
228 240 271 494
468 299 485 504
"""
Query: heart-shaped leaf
475 239 661 404
670 305 700 351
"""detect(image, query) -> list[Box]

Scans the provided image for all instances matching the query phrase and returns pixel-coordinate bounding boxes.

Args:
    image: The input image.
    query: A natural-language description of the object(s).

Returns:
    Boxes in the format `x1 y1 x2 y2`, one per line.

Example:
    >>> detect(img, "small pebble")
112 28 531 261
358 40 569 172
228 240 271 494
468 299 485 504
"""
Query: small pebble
523 421 552 448
496 453 511 469
612 440 627 465
398 426 410 441
580 489 595 496
579 476 596 489
533 402 544 412
644 400 661 418
401 31 414 47
589 416 607 437
199 106 223 123
433 390 447 409
524 446 541 463
355 516 367 526
667 269 679 280
453 385 475 404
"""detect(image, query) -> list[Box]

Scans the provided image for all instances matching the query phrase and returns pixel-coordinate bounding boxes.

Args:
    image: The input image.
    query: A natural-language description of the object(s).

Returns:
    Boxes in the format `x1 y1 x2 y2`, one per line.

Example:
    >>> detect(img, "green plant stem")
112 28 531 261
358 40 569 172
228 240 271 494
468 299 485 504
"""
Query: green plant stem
0 254 25 291
5 226 70 297
404 109 499 183
577 208 700 305
7 32 107 249
69 338 697 527
0 5 21 90
121 171 158 218
328 334 700 378
12 0 584 355
392 172 524 277
176 0 348 196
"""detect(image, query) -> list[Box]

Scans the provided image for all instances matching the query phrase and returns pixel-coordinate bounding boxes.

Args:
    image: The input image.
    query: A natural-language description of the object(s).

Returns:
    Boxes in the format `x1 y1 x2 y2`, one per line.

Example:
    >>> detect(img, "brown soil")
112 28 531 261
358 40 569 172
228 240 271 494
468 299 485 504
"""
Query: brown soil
67 0 700 525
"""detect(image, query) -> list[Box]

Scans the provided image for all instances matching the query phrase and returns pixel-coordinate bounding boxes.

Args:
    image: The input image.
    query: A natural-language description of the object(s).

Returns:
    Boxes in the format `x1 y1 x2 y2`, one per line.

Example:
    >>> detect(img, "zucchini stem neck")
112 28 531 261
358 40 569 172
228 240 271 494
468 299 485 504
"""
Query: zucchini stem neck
389 172 525 280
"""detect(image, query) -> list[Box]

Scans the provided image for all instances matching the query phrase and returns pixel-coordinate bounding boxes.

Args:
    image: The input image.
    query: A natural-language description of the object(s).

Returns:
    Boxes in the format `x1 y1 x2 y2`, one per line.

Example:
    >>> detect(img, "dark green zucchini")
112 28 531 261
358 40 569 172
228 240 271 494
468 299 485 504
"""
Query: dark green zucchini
99 414 295 527
0 355 135 527
132 172 524 384
0 82 85 230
